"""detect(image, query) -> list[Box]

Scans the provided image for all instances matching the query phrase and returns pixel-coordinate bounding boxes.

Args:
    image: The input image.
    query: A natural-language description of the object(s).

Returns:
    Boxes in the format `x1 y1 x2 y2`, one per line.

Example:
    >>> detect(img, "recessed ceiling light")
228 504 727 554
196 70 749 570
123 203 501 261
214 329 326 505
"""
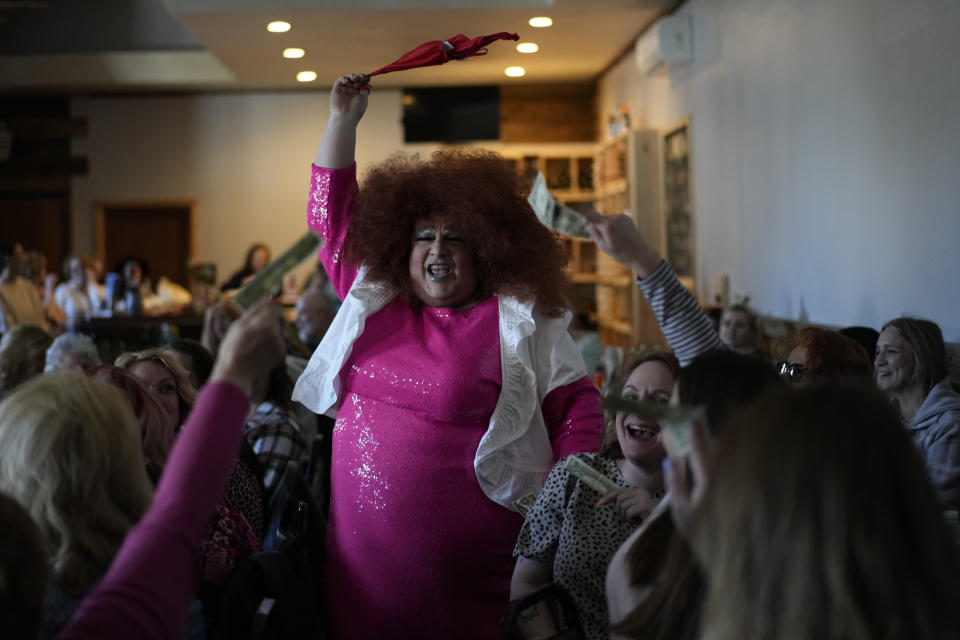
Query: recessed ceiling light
528 16 552 28
504 66 526 77
283 48 305 59
516 42 539 54
297 71 317 82
267 21 291 33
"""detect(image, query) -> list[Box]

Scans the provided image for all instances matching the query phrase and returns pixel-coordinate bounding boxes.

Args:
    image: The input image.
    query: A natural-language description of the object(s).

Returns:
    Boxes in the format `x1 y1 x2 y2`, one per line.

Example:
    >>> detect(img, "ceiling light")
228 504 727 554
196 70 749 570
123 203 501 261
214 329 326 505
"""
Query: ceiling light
528 16 553 28
516 42 539 54
267 21 291 33
297 71 317 82
504 66 526 77
283 48 305 59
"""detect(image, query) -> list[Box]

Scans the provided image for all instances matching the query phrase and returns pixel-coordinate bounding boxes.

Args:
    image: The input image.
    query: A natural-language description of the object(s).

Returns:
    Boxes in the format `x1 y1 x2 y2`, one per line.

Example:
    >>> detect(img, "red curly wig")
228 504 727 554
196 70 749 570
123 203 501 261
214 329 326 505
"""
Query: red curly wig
782 327 871 380
344 149 569 316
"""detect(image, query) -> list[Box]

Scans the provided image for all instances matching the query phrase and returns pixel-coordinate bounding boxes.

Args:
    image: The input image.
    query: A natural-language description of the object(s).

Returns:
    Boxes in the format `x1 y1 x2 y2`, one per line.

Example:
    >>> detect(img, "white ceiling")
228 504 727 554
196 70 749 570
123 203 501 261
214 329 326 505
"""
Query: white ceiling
0 0 675 93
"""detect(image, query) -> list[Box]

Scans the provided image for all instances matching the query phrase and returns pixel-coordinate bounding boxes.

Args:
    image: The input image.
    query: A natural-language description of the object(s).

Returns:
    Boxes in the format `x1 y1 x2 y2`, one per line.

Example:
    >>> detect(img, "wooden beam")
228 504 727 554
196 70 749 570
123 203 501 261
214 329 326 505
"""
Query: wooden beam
0 156 87 175
2 116 88 139
0 175 70 192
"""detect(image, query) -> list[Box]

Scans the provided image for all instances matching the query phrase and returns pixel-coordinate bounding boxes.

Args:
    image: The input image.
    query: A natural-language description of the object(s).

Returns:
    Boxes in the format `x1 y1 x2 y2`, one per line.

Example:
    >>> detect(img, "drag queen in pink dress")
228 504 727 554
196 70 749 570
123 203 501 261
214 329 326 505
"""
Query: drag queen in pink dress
292 74 604 638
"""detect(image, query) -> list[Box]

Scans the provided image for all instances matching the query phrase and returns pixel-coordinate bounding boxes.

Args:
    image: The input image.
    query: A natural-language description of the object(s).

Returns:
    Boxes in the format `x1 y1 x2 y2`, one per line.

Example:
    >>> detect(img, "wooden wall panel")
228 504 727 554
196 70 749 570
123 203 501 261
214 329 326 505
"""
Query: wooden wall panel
0 197 70 272
500 83 597 143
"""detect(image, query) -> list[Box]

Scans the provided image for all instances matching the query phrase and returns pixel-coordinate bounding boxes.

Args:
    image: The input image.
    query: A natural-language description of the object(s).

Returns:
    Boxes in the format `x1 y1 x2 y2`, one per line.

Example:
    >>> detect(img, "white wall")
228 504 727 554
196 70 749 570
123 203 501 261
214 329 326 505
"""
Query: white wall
71 89 409 289
597 0 960 341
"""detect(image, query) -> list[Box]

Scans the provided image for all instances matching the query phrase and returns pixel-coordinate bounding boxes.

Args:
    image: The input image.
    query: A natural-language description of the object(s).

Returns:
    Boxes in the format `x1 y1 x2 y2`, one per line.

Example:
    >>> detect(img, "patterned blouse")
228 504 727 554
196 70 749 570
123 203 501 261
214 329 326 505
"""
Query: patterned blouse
515 452 662 640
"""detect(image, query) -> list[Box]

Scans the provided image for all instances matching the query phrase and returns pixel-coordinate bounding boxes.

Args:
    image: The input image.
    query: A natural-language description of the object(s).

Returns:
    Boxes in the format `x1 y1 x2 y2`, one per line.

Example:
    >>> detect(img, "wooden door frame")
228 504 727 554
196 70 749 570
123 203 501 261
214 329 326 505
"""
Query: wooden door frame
95 199 196 268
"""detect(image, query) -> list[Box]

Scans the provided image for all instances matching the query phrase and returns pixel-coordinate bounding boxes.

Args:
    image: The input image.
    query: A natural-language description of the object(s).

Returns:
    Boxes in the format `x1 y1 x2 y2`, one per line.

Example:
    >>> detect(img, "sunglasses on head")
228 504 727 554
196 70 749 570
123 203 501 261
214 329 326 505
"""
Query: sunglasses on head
777 361 809 383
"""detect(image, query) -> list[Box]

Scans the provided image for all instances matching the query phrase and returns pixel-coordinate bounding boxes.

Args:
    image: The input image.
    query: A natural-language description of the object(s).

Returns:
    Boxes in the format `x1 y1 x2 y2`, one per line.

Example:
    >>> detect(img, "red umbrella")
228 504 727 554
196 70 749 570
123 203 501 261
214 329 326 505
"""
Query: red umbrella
368 32 519 77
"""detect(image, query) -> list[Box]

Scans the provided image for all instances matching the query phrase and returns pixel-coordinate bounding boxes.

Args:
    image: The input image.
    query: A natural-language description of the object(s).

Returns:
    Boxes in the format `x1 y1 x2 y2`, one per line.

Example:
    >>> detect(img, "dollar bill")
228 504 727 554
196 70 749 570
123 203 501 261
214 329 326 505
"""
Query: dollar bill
513 492 538 518
564 455 620 495
231 231 321 311
527 172 591 239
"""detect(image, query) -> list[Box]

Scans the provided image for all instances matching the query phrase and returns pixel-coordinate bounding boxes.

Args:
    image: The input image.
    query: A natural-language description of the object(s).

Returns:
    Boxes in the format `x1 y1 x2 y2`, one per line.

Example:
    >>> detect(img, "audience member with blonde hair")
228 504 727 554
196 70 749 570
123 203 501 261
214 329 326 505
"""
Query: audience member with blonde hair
876 317 960 509
0 371 153 638
0 324 52 399
116 348 196 431
118 346 265 591
667 382 960 640
86 365 175 484
0 300 285 640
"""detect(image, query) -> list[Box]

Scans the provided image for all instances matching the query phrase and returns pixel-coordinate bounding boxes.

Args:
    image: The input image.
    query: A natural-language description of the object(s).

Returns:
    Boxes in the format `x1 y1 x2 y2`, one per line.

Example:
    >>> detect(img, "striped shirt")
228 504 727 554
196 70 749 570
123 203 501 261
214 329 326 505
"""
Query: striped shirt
636 260 723 366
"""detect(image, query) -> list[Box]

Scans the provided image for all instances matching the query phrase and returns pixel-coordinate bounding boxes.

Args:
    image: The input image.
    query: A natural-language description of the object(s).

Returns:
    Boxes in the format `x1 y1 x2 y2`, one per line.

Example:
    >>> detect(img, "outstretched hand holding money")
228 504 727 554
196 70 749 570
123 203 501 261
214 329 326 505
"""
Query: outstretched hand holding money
583 208 663 278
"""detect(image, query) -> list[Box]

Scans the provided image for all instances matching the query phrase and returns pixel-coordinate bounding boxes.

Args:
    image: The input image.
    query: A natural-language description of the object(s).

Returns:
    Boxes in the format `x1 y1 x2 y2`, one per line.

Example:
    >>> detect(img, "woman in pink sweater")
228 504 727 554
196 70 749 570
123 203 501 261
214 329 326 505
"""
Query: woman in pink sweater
291 74 603 638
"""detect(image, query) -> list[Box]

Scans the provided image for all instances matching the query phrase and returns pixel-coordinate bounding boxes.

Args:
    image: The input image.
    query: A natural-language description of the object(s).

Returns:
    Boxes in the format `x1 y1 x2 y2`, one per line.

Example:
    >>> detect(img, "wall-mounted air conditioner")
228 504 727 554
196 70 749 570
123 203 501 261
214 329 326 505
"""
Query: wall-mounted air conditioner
635 14 692 76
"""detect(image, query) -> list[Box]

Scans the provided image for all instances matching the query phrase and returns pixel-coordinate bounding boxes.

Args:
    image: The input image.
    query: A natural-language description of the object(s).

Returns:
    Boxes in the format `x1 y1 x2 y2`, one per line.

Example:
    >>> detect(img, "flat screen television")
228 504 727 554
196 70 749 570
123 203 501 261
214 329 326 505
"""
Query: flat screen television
402 86 500 143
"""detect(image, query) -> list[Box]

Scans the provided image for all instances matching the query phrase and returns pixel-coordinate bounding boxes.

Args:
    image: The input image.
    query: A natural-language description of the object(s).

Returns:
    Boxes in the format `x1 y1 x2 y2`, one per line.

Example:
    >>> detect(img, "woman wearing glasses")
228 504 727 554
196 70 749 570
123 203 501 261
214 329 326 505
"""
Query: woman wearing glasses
776 327 872 384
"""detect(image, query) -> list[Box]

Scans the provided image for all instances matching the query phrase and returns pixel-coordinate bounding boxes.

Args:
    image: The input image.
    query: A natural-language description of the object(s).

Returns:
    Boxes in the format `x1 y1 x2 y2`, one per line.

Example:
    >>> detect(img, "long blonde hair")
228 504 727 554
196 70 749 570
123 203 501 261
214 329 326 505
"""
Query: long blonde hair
115 348 197 424
881 317 950 394
697 382 960 640
85 364 174 484
0 372 153 593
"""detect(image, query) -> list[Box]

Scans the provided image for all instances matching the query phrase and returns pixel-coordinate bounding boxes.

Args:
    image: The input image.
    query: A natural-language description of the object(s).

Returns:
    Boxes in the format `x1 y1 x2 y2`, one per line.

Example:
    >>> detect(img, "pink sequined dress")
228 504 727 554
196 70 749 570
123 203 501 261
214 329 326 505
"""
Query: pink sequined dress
305 163 602 639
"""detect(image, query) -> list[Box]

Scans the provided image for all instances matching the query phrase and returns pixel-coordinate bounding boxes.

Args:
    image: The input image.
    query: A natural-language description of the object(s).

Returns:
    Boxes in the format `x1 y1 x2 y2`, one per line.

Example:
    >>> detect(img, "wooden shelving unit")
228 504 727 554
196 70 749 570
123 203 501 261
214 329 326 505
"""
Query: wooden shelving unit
592 131 667 350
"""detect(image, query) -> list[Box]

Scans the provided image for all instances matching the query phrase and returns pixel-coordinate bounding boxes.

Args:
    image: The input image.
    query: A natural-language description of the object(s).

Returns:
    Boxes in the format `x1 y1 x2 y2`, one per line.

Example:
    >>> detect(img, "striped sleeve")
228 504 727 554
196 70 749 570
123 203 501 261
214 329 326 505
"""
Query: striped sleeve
636 261 723 366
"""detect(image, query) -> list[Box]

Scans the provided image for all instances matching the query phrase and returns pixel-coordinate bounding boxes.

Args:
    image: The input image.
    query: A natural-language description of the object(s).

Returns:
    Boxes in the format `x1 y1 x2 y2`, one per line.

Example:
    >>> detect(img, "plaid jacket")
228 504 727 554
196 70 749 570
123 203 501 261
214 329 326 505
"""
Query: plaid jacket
244 401 308 492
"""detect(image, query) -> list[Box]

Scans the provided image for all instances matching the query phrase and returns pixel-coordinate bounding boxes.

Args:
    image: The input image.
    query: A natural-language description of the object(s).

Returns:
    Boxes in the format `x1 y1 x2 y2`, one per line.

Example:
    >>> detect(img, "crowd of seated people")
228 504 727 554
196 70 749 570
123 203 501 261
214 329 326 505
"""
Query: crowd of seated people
2 146 959 638
1 241 206 335
0 238 332 637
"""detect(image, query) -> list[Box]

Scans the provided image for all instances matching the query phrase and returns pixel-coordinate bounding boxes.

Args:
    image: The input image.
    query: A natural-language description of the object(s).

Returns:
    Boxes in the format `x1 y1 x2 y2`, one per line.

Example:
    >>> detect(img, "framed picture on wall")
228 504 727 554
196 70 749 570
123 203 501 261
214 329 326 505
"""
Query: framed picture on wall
662 118 693 284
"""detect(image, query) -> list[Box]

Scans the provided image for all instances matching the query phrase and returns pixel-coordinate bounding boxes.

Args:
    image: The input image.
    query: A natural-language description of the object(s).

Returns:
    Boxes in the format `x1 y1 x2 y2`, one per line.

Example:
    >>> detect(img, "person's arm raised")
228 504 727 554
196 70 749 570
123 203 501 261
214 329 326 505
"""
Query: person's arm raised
585 208 723 365
315 73 370 169
584 208 662 278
